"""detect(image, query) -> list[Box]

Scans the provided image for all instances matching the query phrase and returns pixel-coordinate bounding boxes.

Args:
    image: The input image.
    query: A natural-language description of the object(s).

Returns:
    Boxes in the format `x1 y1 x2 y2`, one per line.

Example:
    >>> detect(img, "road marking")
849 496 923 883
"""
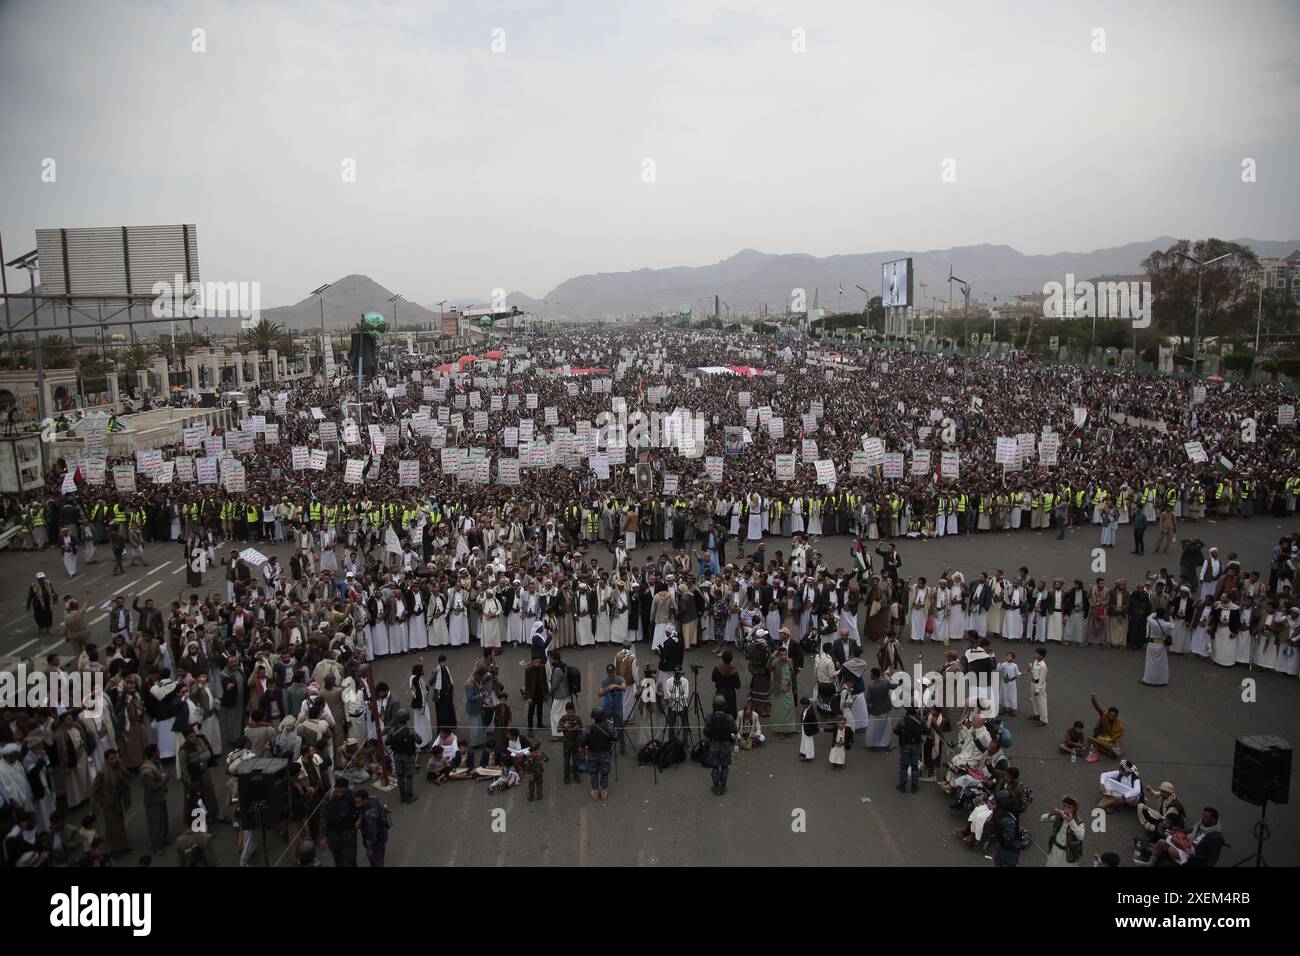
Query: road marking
147 561 172 576
494 792 513 867
138 581 163 596
863 795 903 863
444 785 474 867
74 567 115 590
578 806 589 867
10 638 37 654
173 564 185 574
38 637 67 657
89 613 107 627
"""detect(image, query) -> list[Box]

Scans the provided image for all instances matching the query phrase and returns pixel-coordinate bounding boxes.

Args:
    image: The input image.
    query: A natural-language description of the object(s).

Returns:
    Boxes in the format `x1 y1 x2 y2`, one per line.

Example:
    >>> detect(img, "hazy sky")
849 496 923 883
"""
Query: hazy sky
2 0 1297 309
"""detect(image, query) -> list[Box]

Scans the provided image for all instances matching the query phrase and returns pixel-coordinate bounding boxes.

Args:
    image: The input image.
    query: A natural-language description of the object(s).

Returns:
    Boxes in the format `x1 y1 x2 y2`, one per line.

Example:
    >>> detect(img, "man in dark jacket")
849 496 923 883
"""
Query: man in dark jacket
657 625 684 678
323 779 358 867
1126 584 1153 649
355 788 389 867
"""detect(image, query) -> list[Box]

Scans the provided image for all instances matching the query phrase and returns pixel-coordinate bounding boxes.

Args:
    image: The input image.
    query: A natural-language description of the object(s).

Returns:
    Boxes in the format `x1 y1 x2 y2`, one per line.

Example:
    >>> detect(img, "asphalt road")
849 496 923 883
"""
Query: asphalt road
5 515 1298 867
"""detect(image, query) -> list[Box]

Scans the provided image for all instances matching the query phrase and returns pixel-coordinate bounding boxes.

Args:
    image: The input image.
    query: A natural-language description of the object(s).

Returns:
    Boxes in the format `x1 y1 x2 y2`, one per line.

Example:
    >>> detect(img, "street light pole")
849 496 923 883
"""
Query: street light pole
388 293 402 337
1254 278 1265 354
1174 250 1233 425
311 283 332 368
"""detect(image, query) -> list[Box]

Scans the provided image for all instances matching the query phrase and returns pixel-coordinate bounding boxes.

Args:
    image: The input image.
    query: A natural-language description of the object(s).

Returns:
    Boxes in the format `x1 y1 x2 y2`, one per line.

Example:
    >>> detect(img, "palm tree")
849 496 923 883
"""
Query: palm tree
120 343 156 374
158 331 209 367
40 333 75 368
244 318 286 355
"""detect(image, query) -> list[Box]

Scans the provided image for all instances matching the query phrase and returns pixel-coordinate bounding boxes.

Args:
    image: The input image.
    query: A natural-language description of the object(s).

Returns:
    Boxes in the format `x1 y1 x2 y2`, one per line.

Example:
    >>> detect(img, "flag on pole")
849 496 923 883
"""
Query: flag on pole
852 537 869 573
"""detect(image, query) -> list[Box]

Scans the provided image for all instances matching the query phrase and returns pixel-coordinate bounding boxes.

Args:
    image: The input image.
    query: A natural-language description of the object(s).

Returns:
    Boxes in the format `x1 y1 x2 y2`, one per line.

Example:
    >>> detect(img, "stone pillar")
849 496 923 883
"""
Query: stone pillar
107 373 120 407
232 352 245 387
152 356 169 392
267 349 278 382
136 370 150 395
205 348 220 389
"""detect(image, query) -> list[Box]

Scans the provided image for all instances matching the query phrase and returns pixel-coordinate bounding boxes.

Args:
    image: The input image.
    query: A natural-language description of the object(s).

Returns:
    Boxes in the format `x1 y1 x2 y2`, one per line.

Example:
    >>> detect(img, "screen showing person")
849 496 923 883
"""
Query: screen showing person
882 259 910 307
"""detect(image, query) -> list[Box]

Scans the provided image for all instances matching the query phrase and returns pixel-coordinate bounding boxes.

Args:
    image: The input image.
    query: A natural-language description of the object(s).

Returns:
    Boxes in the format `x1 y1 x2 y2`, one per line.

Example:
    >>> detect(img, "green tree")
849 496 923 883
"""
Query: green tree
1258 286 1298 343
244 318 286 355
120 342 155 374
1142 239 1259 346
865 295 885 329
38 333 75 368
158 331 209 366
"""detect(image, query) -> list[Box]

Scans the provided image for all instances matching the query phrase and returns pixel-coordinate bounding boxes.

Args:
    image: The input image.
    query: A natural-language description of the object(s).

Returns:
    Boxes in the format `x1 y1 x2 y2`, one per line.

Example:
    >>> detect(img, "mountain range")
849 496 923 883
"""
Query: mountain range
250 238 1300 328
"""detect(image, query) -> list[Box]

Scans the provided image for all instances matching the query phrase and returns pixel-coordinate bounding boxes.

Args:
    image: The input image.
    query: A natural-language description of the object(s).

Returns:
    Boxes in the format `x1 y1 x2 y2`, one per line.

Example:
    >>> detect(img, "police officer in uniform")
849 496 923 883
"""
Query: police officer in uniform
894 706 929 794
386 709 421 804
703 694 738 795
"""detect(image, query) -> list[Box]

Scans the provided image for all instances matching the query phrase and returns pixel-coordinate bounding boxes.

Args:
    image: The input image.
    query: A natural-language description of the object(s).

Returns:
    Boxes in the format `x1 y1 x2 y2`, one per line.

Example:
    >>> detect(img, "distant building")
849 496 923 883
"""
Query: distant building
1248 253 1300 304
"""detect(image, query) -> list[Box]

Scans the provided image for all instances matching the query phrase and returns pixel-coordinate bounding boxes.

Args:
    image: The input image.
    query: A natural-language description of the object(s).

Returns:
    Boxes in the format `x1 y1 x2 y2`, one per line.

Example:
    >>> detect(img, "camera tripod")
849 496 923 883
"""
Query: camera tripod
662 673 706 753
1232 802 1272 867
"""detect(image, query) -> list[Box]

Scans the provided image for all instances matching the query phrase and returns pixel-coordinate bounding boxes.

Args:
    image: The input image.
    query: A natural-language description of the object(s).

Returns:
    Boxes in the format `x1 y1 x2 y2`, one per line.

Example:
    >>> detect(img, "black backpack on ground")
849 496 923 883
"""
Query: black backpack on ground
657 737 686 769
690 740 713 766
637 739 662 765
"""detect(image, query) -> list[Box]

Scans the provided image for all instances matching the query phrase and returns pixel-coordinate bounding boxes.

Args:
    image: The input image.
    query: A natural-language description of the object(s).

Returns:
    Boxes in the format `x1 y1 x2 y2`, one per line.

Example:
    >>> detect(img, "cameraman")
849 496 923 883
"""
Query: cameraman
664 667 690 740
657 625 684 690
704 695 738 795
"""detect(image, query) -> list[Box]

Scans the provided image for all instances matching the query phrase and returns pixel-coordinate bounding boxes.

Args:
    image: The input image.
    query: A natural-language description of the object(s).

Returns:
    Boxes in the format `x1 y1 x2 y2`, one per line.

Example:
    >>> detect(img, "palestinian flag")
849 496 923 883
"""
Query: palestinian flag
853 537 869 573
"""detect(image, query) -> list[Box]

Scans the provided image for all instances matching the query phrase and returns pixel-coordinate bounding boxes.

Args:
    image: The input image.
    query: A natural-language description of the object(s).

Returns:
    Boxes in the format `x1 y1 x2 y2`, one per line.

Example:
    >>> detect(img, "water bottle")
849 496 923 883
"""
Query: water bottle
1071 751 1077 764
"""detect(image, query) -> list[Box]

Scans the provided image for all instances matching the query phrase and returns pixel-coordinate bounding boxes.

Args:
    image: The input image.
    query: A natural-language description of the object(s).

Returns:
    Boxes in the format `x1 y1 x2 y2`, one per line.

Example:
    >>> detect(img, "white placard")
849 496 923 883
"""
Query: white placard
940 451 960 479
196 457 218 484
995 437 1019 466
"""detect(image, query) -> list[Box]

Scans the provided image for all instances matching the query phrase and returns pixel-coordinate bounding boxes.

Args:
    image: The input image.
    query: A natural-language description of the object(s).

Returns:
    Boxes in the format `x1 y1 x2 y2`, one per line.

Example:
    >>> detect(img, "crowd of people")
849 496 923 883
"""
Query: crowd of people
2 327 1296 867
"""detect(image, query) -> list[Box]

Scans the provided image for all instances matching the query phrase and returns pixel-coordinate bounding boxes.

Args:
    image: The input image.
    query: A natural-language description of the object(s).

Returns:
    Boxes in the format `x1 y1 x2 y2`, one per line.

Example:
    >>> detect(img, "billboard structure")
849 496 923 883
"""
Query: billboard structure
882 257 912 308
35 224 200 305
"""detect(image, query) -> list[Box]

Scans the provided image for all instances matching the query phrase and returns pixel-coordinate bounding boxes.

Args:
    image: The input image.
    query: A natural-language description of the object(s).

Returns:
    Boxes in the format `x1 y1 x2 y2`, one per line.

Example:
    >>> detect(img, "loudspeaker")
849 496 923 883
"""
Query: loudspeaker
236 756 291 827
1231 735 1291 807
350 331 378 377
